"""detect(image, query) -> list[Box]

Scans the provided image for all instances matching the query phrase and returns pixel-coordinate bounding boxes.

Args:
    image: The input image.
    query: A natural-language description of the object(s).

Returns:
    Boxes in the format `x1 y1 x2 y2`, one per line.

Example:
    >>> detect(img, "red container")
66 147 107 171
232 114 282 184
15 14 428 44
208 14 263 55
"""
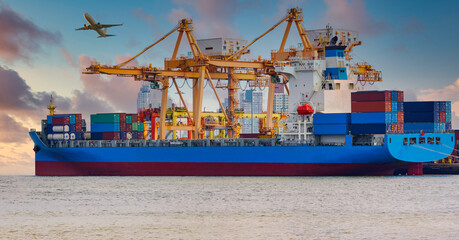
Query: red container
440 112 446 122
351 101 391 112
120 123 126 131
120 113 126 123
138 133 144 140
351 91 391 102
52 116 70 125
102 132 120 140
398 112 404 123
76 122 82 132
397 91 404 102
126 123 132 132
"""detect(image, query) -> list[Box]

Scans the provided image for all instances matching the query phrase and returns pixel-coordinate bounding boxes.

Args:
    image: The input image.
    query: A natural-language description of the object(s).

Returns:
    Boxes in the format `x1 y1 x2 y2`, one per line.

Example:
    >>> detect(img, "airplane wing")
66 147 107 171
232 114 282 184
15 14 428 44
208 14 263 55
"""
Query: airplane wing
75 26 90 30
100 24 123 28
98 34 116 38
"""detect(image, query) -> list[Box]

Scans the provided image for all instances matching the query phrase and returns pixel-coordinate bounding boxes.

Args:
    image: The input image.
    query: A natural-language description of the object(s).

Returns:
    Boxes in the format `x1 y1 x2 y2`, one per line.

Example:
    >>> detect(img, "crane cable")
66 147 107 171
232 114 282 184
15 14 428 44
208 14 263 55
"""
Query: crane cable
117 24 180 68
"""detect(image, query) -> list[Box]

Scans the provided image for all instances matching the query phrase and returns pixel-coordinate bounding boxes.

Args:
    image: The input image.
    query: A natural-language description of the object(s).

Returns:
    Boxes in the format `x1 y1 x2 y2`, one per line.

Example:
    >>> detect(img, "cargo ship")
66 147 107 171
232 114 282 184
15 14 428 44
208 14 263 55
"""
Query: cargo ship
30 8 456 176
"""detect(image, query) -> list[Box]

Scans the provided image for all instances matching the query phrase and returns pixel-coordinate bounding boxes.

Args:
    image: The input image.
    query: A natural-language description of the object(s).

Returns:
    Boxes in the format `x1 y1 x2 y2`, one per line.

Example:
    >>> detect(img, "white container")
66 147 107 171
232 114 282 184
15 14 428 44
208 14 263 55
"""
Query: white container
52 125 69 132
126 132 132 140
84 132 91 140
47 134 53 140
52 134 64 140
64 133 70 140
70 133 76 140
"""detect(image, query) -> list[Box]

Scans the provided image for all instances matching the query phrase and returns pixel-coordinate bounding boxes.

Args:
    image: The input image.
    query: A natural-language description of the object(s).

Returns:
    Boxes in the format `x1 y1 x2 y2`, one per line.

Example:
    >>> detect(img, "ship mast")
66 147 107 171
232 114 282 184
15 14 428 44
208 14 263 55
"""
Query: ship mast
47 95 56 115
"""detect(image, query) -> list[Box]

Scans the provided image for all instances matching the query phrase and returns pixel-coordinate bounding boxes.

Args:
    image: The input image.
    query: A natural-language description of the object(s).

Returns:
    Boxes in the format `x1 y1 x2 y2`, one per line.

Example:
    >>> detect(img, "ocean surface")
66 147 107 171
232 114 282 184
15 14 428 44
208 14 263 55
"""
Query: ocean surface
1 175 458 239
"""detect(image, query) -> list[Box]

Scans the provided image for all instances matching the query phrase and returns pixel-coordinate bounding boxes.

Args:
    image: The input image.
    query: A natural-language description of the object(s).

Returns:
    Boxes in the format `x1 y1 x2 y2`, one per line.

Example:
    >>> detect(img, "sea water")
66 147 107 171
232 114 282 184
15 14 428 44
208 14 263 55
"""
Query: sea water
1 176 458 239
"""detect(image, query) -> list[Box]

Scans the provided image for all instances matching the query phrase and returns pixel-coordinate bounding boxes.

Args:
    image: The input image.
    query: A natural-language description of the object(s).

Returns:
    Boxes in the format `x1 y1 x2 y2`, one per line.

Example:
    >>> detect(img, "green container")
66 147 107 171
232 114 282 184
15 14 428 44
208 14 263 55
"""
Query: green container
138 122 144 131
90 114 120 123
126 115 132 124
132 122 138 131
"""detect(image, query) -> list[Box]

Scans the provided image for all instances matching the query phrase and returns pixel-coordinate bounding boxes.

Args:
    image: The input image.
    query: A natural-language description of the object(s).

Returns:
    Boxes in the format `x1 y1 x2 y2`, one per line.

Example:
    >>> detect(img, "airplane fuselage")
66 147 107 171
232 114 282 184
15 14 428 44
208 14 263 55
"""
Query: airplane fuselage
84 13 106 37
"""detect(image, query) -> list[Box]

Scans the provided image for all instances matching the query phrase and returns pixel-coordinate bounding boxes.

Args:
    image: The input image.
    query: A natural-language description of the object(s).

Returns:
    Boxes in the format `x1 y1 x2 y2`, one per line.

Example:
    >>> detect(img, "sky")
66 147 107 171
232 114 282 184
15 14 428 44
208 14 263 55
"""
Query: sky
0 0 458 174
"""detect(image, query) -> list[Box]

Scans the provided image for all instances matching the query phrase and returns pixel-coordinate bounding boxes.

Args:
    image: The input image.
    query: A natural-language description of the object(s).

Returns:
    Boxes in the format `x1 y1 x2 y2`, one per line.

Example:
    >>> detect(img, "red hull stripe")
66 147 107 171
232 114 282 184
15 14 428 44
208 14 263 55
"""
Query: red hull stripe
36 161 423 176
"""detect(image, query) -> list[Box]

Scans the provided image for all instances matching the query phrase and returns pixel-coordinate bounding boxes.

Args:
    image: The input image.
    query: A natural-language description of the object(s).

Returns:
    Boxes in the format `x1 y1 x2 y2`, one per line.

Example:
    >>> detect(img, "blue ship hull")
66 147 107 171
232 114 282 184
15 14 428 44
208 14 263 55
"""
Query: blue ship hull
30 132 455 176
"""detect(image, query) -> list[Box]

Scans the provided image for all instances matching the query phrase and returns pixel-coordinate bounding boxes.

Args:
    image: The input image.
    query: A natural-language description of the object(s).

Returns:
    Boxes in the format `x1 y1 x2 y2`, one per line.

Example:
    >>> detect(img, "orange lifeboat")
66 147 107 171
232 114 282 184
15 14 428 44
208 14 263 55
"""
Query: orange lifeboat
297 104 314 115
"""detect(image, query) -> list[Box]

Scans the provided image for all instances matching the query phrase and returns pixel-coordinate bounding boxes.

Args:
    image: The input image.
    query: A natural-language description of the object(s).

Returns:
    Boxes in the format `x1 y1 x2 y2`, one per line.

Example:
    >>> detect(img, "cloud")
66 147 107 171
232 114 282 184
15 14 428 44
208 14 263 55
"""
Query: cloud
417 78 459 128
60 48 77 67
403 17 424 34
0 113 29 143
79 55 143 112
0 3 61 63
319 0 389 36
169 0 262 38
132 8 158 26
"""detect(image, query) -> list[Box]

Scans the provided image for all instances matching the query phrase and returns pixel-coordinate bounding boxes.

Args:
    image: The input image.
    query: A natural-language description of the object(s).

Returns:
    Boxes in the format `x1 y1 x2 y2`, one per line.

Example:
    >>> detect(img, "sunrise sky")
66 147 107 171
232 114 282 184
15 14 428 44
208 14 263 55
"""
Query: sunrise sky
0 0 458 174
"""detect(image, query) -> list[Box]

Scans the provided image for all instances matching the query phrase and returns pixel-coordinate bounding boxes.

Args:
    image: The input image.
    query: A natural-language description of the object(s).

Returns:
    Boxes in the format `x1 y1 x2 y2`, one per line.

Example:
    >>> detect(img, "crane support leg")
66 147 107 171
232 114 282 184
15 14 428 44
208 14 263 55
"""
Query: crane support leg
193 66 206 139
266 82 275 129
159 78 169 139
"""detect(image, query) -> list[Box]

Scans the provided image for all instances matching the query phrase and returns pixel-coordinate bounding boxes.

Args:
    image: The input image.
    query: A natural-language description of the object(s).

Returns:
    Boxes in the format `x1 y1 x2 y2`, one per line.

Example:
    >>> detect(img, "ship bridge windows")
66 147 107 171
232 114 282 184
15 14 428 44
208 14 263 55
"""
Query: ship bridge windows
409 137 417 145
349 83 354 90
403 138 408 145
428 137 434 144
336 83 340 90
419 137 425 144
436 137 441 144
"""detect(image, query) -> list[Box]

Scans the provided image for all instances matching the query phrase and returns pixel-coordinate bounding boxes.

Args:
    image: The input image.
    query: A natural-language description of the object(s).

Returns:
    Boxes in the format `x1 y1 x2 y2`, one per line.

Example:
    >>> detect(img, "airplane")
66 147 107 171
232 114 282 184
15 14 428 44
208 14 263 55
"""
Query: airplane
75 13 122 38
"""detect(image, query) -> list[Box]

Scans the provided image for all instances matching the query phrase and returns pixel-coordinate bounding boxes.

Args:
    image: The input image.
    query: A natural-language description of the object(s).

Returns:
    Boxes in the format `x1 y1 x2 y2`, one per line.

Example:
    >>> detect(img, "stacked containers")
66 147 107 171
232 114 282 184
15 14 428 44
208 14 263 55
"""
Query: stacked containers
313 113 351 135
403 101 451 133
46 114 84 140
91 113 143 140
350 91 404 134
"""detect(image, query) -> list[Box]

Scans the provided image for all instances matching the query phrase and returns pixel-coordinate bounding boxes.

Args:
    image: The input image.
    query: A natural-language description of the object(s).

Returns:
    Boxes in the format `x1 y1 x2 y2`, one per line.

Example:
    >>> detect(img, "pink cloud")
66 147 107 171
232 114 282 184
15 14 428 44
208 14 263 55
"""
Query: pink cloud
60 48 77 67
0 3 61 63
319 0 389 36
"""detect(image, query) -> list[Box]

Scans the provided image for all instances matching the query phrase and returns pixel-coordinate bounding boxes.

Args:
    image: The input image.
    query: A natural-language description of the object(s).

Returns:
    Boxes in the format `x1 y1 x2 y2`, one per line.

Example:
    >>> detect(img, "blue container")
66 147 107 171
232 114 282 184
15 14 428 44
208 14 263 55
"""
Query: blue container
404 112 437 123
398 102 404 112
47 114 75 124
446 101 451 112
91 132 103 140
391 112 398 123
446 112 452 123
391 91 398 101
313 113 350 124
91 123 121 132
446 123 452 131
440 102 446 112
69 124 76 132
404 101 440 112
132 132 139 139
404 123 436 133
351 112 388 124
391 102 397 112
351 123 390 135
120 131 127 140
313 124 349 135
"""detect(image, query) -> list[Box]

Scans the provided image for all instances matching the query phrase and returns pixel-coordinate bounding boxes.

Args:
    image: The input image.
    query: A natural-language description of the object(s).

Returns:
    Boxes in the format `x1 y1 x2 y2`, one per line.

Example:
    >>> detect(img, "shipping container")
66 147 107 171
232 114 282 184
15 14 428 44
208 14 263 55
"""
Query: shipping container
52 116 70 125
91 123 121 132
102 132 121 140
138 132 144 140
132 132 138 139
404 123 443 133
313 124 349 135
91 132 103 140
132 122 138 131
404 112 438 123
120 113 126 123
391 102 398 112
120 131 127 140
391 91 398 101
90 114 120 123
138 122 144 131
397 102 404 112
132 114 138 123
391 112 398 123
446 123 452 132
351 91 391 102
126 123 132 132
446 112 452 123
446 102 451 112
126 115 132 124
351 101 391 112
403 101 440 112
313 113 350 124
350 112 389 124
398 112 404 123
351 123 391 135
397 91 404 102
120 122 126 132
